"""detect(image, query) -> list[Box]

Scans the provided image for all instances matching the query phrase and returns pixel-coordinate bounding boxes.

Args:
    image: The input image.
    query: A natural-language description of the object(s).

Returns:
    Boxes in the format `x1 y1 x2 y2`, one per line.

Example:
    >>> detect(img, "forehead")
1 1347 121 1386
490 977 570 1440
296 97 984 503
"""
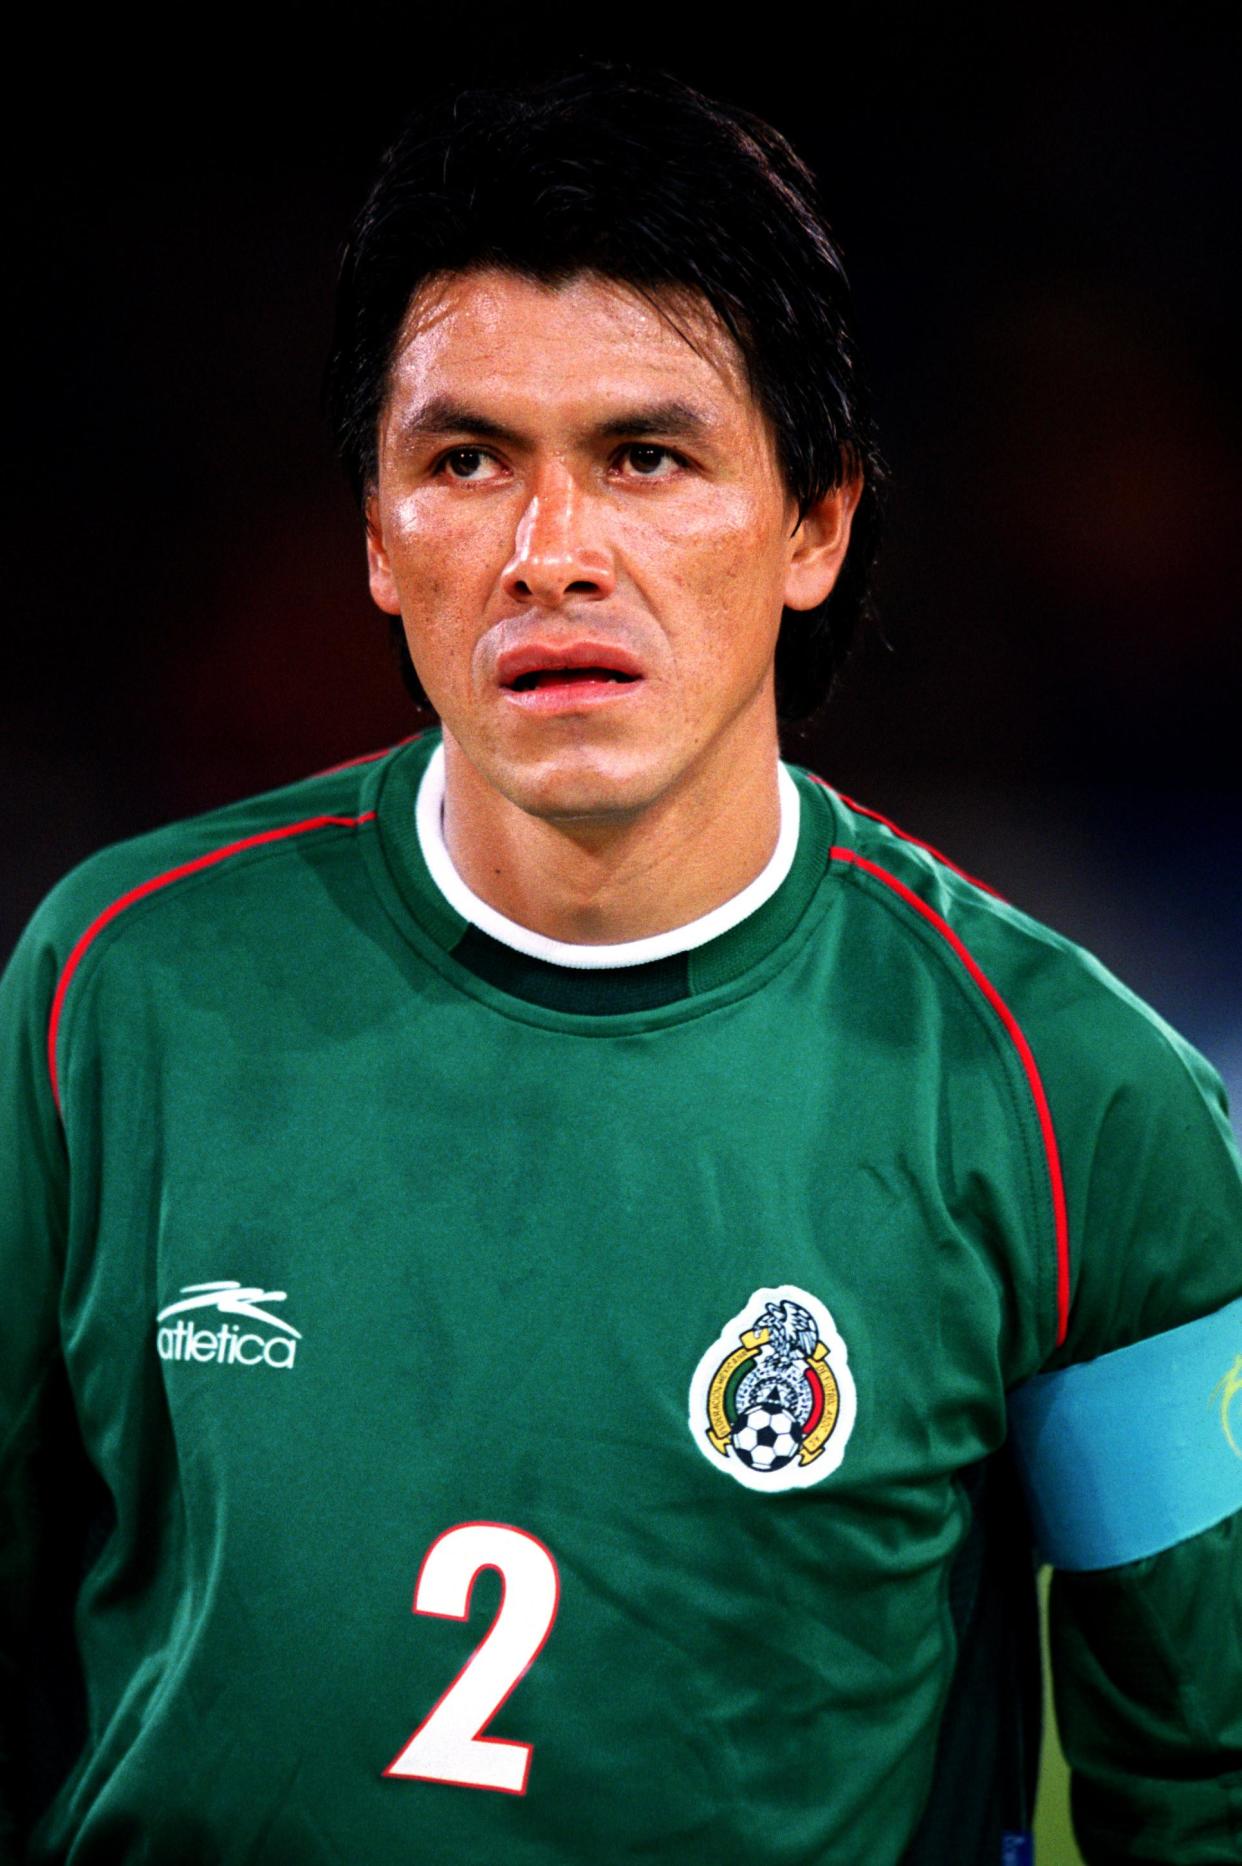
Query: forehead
384 266 764 434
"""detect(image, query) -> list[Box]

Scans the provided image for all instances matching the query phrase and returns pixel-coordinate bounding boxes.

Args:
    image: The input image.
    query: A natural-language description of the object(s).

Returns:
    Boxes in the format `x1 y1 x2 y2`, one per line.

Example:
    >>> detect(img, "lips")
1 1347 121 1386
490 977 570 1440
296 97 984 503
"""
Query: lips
495 639 647 713
509 666 635 690
495 640 646 690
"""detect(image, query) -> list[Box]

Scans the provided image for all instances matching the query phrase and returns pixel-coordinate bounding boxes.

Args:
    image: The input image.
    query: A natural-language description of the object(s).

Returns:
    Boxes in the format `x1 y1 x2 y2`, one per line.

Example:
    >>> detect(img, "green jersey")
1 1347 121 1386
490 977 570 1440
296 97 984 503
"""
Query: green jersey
2 729 1240 1863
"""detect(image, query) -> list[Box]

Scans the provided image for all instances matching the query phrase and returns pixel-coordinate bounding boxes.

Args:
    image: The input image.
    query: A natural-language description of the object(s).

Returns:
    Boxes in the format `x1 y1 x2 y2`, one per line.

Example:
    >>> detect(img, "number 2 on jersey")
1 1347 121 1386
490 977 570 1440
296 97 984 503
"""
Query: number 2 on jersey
385 1521 561 1795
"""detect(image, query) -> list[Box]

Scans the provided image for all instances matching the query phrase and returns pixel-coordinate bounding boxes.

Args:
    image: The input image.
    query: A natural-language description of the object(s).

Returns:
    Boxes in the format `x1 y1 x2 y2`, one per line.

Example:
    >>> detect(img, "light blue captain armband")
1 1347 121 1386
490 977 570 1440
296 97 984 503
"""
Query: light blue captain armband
1008 1295 1242 1572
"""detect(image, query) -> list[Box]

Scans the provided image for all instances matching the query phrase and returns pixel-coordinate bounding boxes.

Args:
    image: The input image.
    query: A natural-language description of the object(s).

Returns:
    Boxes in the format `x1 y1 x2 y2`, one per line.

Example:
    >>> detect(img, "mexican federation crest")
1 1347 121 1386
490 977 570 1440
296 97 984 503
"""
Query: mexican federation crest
689 1286 857 1493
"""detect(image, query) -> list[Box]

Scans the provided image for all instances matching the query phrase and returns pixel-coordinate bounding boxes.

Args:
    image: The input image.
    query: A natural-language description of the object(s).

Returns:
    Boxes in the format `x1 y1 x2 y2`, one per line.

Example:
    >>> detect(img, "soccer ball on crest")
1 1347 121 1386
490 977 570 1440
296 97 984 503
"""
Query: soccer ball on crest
732 1404 802 1473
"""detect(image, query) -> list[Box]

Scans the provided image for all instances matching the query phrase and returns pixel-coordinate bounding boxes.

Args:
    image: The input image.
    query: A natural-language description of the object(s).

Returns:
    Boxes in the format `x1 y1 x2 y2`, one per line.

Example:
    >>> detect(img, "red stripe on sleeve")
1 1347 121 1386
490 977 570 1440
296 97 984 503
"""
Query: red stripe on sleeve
830 845 1071 1347
47 811 376 1116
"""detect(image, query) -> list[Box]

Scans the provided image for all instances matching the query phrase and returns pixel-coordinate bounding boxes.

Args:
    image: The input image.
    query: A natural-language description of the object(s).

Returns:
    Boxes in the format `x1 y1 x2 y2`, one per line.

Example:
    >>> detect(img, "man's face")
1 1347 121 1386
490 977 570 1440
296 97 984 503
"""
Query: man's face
366 267 854 824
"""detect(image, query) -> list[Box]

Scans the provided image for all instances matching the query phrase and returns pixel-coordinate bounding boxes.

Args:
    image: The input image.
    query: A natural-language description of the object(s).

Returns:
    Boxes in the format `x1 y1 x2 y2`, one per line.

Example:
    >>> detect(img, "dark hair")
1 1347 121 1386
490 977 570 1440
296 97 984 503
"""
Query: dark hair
325 61 887 725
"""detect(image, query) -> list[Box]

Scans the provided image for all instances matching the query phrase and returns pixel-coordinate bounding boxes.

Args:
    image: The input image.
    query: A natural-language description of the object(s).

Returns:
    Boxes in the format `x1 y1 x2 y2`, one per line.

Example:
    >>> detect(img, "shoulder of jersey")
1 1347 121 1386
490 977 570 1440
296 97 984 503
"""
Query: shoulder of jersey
799 768 1206 1087
24 737 418 974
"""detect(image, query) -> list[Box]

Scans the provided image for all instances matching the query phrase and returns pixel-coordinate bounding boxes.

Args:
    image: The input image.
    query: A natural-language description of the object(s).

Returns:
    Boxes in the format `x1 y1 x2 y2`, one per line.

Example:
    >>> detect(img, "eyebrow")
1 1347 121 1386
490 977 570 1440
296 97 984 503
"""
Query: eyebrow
391 395 720 450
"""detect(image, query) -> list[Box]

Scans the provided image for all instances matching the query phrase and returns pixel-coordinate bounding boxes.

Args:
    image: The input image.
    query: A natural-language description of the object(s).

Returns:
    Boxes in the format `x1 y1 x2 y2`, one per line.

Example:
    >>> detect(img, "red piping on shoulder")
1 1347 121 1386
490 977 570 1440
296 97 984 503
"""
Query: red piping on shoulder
312 731 424 777
806 773 1004 900
47 812 377 1117
831 845 1071 1347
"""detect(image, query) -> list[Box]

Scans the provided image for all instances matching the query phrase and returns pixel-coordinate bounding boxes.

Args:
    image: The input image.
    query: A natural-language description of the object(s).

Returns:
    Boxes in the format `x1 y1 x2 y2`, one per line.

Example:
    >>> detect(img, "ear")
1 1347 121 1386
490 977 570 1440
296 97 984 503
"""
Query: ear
365 491 403 616
782 473 863 613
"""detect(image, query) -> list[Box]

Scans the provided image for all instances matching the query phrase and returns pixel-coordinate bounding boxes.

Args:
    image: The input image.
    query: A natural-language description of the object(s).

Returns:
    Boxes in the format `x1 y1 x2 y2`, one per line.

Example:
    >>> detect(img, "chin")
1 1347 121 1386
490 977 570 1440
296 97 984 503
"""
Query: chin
498 747 670 825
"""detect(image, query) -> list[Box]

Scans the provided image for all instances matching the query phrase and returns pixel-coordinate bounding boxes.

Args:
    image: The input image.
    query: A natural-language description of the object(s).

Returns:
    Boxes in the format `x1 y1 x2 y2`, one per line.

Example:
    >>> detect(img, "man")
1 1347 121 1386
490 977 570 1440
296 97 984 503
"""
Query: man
2 62 1239 1866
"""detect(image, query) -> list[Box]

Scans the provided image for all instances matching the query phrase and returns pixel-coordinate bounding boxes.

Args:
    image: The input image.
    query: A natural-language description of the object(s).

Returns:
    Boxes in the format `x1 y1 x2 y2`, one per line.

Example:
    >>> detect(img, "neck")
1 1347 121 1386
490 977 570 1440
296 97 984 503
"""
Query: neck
439 724 784 946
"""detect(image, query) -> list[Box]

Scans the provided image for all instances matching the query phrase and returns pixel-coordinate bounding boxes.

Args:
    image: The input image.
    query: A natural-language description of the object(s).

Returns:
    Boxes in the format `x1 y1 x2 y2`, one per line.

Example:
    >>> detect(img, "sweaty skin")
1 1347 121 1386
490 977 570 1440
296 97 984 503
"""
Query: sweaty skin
366 268 860 944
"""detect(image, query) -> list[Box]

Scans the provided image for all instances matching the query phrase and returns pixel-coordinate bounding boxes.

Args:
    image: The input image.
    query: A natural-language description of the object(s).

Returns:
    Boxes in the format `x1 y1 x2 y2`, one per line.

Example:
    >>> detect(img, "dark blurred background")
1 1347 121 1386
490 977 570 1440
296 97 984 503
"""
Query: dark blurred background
6 4 1239 1120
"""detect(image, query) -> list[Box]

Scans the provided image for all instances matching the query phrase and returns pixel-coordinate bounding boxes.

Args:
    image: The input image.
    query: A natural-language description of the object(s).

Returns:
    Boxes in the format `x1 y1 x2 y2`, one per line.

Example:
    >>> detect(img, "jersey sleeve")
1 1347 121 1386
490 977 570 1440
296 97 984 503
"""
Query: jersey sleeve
1049 1518 1241 1863
1029 992 1242 1860
0 901 76 1862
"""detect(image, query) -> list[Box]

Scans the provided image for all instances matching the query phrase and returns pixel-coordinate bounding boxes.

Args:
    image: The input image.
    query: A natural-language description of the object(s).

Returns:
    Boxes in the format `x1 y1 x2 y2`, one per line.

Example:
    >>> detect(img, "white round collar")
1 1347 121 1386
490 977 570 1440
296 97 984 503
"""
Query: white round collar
414 741 801 971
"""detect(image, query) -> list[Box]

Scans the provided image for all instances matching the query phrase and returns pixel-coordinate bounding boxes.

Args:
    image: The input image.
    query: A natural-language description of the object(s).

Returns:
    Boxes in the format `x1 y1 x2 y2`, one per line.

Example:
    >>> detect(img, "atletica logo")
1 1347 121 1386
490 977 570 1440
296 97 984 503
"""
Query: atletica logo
156 1280 302 1370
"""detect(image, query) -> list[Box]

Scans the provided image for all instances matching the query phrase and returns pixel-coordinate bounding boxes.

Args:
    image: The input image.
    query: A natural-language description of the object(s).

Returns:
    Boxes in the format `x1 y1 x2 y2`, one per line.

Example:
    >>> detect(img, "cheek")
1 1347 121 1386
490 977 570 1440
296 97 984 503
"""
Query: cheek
639 503 786 664
387 498 497 596
383 497 502 642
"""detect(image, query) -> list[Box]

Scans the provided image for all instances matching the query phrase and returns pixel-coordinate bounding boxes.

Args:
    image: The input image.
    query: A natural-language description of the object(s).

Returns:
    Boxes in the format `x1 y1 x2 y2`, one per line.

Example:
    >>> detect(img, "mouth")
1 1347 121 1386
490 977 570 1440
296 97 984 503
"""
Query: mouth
495 640 647 713
507 666 638 692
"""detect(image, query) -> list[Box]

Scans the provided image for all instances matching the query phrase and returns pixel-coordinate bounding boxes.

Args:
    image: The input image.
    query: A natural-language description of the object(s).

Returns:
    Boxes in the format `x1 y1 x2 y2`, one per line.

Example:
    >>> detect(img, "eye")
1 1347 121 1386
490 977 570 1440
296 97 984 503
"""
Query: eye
433 447 504 482
615 444 686 479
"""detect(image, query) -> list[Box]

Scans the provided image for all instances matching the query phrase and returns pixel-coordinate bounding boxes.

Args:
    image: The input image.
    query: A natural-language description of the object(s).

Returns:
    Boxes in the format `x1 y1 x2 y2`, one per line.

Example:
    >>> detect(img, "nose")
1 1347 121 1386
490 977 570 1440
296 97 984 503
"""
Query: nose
500 461 616 607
